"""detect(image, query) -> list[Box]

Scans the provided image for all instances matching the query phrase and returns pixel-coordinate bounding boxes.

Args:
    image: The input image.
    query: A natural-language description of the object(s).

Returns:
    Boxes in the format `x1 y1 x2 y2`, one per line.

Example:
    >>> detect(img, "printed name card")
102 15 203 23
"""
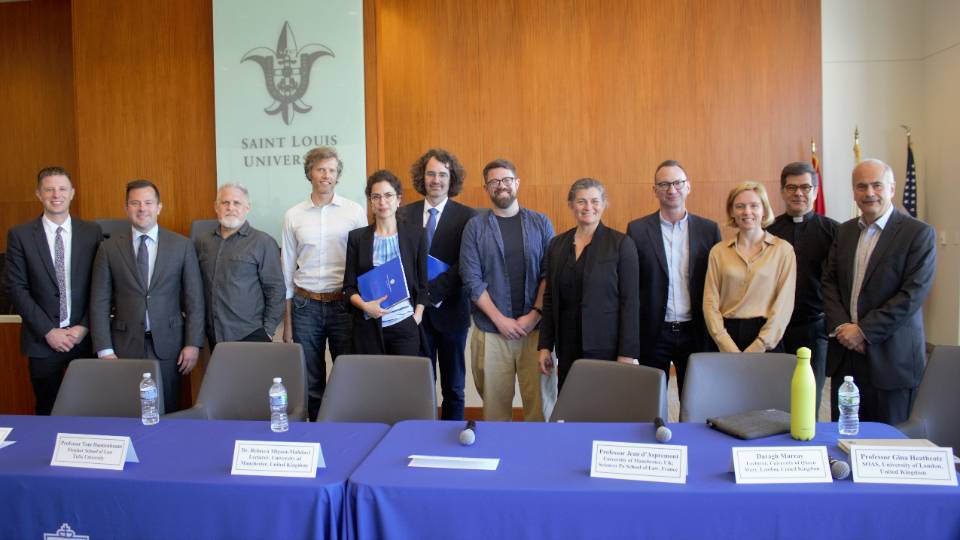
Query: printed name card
231 441 324 478
732 446 832 484
50 433 139 470
850 445 958 486
408 455 500 470
0 427 13 450
590 441 688 484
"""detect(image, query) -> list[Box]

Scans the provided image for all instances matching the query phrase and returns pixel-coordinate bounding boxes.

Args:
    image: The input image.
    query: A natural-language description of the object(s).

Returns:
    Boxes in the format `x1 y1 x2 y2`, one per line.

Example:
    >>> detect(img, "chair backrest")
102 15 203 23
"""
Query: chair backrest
189 219 219 241
680 352 795 422
316 355 436 424
51 358 163 417
549 359 667 422
193 342 307 421
901 345 960 451
95 218 129 240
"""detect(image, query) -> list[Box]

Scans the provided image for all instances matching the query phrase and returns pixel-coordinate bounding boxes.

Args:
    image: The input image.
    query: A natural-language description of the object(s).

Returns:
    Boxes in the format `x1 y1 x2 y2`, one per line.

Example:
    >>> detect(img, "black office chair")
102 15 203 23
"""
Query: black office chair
316 355 436 424
95 218 129 239
680 352 794 422
549 359 667 422
166 342 307 421
897 346 960 451
51 358 164 417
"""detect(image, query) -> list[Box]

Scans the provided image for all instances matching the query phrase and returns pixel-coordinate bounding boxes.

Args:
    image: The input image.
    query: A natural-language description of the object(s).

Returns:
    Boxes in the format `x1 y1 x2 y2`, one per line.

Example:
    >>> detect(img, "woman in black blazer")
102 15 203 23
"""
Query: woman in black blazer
343 170 427 356
538 178 640 389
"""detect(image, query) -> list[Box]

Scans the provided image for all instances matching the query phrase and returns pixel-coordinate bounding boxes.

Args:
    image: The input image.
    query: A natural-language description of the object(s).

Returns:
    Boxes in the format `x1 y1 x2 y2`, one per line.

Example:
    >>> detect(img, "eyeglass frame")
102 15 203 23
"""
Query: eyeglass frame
368 192 398 203
654 179 688 191
484 176 517 188
783 184 815 194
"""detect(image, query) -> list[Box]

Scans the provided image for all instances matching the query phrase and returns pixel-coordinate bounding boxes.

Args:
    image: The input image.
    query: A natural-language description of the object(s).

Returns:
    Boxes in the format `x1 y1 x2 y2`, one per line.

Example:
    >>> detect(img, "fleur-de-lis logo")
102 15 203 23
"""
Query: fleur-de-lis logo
242 22 334 125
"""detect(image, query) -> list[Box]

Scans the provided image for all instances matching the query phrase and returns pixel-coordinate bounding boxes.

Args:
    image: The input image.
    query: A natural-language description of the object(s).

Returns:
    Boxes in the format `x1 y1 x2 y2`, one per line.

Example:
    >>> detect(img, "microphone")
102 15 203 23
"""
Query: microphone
459 420 477 446
829 458 850 480
653 417 672 443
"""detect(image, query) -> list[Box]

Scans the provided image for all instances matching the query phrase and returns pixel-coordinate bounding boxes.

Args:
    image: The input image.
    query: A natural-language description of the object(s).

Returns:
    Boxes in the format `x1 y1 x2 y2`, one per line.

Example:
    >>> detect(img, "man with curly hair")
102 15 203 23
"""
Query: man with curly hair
398 148 476 420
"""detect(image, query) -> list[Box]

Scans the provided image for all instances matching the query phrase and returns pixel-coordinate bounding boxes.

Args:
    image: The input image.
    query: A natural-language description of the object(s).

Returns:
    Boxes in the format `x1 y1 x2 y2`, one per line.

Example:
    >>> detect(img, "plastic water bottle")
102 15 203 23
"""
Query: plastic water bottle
838 376 860 435
269 377 289 433
139 372 159 425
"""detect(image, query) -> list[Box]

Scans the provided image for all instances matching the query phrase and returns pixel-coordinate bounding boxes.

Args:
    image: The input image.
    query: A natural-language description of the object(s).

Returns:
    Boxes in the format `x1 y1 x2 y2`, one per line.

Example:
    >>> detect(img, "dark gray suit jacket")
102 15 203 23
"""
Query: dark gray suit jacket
90 226 204 360
821 209 936 390
627 211 721 360
5 216 102 357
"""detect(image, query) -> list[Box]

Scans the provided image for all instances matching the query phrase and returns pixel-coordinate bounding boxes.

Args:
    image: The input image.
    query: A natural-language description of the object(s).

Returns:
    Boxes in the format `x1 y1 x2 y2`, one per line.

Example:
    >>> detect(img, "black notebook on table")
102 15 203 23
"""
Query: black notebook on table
706 409 791 440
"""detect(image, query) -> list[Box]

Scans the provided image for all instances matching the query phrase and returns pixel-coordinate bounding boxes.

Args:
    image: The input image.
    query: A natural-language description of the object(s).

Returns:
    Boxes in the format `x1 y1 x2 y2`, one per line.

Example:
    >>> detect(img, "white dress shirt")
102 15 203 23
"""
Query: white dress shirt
41 215 72 327
281 193 367 298
660 211 692 322
850 204 895 324
421 196 449 226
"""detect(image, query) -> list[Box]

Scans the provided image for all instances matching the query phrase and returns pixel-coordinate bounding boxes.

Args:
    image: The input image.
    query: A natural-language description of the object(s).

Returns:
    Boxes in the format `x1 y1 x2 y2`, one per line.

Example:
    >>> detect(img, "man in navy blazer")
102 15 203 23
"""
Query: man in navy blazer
6 167 102 415
89 179 204 413
822 159 936 425
626 160 721 397
398 149 476 420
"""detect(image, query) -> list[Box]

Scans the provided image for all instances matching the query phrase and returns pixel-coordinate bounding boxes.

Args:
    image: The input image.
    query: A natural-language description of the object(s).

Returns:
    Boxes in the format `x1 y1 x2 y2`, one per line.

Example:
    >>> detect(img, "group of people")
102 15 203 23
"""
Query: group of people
6 147 935 428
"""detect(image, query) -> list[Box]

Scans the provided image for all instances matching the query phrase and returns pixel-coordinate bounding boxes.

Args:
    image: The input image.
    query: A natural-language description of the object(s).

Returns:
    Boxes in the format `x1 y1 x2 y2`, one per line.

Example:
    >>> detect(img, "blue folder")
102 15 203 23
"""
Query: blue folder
358 256 410 309
427 255 450 280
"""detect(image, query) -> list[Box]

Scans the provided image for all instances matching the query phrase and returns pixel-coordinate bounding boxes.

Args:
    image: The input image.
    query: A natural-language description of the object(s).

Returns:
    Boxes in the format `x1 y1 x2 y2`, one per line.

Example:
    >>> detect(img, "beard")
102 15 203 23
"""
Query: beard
490 191 516 209
219 216 245 230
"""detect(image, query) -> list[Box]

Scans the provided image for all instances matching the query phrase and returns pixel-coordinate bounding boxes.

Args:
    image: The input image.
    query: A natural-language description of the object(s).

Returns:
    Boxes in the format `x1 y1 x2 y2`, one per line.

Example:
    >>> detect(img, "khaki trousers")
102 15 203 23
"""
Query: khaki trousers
471 327 546 421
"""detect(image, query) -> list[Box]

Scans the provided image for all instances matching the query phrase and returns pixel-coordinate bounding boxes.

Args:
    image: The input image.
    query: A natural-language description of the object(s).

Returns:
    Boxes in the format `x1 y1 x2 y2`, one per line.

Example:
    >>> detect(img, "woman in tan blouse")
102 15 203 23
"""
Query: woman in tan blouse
703 182 796 353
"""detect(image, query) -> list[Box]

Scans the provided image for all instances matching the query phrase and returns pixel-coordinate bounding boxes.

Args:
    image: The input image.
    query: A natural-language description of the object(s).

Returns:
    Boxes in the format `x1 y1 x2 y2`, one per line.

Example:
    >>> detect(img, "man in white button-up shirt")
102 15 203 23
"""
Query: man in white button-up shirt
281 146 367 420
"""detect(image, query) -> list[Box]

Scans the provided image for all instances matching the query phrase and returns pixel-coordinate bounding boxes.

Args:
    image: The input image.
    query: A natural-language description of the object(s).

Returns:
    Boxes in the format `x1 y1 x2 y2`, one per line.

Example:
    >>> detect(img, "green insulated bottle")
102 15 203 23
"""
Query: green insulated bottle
790 347 816 440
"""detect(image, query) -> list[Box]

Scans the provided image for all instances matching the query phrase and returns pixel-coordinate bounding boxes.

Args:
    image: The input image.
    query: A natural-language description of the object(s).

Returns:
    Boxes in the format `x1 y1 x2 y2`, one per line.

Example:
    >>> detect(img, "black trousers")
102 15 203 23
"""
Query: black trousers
144 333 180 415
29 338 92 415
782 317 827 415
723 317 784 353
353 316 422 356
829 348 916 425
639 321 697 399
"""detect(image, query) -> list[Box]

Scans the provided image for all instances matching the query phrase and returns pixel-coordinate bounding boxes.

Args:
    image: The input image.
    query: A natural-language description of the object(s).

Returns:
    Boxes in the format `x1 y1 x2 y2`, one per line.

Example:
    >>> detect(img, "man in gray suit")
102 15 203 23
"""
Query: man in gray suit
90 179 204 412
822 159 936 425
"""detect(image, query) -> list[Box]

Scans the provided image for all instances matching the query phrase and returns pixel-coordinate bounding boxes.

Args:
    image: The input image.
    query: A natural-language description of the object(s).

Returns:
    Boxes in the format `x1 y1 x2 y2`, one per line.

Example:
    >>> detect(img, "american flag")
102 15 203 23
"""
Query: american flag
903 144 917 217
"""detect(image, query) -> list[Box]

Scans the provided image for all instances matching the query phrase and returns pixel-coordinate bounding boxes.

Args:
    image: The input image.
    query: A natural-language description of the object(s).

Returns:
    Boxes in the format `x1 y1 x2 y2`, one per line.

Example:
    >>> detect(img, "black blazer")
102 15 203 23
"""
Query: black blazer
397 199 476 332
822 209 936 390
539 222 640 359
5 216 102 357
343 222 428 346
627 212 721 359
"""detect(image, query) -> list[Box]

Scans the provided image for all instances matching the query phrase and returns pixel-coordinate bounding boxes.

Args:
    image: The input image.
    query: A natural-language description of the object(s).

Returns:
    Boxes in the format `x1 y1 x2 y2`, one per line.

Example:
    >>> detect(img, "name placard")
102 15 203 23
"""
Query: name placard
231 440 324 478
851 445 958 486
732 446 832 484
0 427 12 450
590 441 688 484
408 455 500 471
50 433 139 471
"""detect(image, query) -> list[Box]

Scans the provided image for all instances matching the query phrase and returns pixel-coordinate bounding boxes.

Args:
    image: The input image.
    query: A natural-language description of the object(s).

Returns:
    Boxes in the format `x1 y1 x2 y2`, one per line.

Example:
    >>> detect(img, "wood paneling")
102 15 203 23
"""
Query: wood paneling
367 0 822 235
71 0 217 235
0 0 77 252
0 322 34 415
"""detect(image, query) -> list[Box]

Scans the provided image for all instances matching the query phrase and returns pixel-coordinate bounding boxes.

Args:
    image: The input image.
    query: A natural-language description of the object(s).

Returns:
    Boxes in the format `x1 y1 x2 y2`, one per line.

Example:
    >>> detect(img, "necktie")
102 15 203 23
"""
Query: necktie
55 226 67 324
426 208 438 251
137 234 150 288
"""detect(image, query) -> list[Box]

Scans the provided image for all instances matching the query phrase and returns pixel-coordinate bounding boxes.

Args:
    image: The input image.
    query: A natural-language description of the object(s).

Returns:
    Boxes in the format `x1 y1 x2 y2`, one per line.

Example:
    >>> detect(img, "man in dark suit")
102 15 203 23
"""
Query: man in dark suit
89 179 204 413
626 160 720 397
398 148 476 420
6 167 102 415
822 159 936 425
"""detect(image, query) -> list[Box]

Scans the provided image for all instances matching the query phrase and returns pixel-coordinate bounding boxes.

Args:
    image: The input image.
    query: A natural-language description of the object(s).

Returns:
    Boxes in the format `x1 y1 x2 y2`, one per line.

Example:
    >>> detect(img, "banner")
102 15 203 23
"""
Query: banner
213 0 366 240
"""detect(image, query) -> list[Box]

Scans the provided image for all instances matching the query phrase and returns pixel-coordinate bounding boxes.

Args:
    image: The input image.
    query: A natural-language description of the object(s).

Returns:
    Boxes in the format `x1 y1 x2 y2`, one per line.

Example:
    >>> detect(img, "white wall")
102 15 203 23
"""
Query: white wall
822 0 960 345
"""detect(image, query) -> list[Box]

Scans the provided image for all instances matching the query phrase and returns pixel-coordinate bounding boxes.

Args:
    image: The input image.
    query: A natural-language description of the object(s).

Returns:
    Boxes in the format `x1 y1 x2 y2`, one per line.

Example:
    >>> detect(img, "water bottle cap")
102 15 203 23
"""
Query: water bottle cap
273 377 282 383
843 375 854 382
143 373 151 379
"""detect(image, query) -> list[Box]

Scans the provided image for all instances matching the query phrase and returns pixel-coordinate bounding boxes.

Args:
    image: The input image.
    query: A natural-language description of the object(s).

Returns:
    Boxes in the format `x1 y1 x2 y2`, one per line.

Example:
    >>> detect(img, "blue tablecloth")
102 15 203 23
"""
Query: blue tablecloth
347 421 960 540
0 415 387 540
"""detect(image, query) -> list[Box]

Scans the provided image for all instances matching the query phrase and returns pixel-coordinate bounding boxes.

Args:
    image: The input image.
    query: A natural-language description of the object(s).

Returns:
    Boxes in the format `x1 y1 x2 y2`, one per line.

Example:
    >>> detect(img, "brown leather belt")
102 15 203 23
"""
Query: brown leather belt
295 286 345 302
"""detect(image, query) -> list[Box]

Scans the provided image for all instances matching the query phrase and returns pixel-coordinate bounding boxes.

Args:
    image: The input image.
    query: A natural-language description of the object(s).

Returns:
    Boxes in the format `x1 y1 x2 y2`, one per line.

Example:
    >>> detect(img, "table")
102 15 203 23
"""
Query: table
347 421 960 540
0 415 387 540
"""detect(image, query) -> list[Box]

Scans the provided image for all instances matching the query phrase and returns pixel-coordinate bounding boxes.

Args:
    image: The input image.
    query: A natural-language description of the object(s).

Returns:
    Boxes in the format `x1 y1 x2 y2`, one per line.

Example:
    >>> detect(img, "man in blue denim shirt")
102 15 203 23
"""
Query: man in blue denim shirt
460 159 554 421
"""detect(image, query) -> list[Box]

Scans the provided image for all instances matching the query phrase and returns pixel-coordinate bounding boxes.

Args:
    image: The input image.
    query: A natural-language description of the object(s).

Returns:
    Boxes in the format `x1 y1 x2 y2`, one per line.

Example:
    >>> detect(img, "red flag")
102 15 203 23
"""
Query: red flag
812 145 826 216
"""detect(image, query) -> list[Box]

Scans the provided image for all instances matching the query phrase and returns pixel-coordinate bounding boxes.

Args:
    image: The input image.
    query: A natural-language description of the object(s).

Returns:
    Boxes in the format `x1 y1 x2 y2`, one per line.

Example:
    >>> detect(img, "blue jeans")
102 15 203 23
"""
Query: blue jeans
291 295 352 420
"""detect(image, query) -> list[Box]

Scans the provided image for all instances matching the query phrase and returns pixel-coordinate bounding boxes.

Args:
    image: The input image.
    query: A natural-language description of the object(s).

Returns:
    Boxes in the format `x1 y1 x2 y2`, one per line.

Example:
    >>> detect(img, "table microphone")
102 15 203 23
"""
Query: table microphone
829 458 851 480
459 420 477 446
654 417 672 443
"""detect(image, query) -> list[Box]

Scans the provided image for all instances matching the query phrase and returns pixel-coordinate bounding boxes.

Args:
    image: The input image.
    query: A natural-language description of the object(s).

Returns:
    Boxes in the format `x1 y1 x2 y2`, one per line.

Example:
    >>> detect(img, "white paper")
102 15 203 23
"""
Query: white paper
231 440 323 478
732 446 833 484
0 427 11 441
50 433 137 471
590 441 687 484
408 455 500 470
0 441 14 450
851 445 958 486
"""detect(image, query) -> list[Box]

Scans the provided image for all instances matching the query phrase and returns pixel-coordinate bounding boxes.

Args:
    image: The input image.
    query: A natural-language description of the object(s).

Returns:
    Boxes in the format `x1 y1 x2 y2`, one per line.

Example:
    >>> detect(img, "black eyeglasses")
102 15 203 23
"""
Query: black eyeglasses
655 179 687 191
485 176 516 188
784 184 814 194
369 192 397 202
